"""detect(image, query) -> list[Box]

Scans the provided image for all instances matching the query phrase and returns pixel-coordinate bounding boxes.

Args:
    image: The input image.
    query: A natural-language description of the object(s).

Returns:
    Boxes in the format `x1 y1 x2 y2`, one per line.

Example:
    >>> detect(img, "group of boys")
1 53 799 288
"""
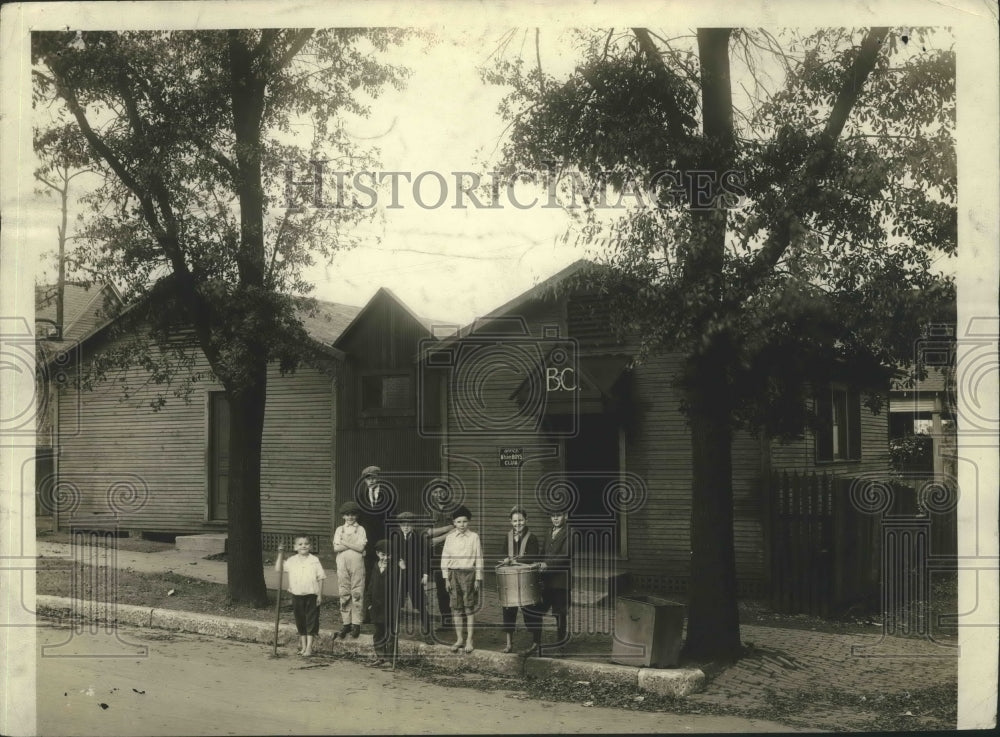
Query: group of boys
275 466 572 666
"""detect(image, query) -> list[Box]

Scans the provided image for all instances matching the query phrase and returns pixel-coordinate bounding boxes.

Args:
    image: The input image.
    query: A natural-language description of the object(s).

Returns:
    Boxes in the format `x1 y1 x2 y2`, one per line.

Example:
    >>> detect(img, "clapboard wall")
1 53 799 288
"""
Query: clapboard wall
333 288 442 518
768 397 891 477
437 290 772 593
54 328 337 540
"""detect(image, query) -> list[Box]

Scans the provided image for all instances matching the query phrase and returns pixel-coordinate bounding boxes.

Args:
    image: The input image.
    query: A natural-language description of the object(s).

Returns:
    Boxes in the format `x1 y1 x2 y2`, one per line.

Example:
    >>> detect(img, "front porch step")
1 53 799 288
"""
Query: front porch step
175 533 227 555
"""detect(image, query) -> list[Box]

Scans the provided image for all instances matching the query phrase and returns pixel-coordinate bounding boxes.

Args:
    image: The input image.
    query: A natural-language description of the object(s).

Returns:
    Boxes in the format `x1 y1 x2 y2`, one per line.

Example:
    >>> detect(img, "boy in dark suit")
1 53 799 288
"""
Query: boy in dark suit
364 539 398 667
536 511 571 656
389 511 432 642
357 465 395 580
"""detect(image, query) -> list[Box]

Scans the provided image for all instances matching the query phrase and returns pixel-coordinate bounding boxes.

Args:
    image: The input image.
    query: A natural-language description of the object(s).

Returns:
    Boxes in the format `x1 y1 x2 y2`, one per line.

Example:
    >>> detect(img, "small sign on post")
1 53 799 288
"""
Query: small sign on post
498 447 523 468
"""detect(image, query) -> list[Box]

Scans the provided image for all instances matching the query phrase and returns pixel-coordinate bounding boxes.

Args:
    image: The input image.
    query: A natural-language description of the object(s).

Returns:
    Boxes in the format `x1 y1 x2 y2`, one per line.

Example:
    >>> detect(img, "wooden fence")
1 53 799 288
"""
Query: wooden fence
767 471 957 617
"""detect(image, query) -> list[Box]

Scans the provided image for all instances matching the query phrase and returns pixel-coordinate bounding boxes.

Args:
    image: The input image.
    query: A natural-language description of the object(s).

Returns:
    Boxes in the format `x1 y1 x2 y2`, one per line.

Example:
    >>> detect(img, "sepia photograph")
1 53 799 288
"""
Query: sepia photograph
1 1 997 734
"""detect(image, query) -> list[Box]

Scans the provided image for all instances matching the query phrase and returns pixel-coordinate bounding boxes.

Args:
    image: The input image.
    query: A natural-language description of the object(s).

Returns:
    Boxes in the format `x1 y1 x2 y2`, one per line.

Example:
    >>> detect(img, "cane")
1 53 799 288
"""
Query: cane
392 564 403 670
271 549 285 658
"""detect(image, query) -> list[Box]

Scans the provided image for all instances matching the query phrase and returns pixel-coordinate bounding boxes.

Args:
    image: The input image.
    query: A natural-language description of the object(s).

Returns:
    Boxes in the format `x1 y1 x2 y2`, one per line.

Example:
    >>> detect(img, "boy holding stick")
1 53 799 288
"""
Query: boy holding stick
275 536 326 657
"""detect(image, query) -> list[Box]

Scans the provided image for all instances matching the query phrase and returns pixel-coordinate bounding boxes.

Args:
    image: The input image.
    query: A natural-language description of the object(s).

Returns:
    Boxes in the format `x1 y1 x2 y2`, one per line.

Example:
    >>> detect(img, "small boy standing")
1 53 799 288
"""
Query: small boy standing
440 505 483 654
275 536 326 657
332 501 367 639
364 539 397 667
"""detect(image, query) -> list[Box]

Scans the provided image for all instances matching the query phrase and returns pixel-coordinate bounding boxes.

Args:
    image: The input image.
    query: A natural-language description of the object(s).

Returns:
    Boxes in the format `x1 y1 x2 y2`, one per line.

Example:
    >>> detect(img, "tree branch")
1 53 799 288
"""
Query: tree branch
632 27 696 145
744 27 890 291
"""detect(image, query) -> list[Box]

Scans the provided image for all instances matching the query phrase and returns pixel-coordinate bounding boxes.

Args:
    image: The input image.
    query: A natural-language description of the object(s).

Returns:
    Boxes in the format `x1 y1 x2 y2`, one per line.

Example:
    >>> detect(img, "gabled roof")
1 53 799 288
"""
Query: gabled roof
332 286 438 349
42 280 453 367
35 282 123 342
298 300 364 345
424 259 599 354
478 258 596 323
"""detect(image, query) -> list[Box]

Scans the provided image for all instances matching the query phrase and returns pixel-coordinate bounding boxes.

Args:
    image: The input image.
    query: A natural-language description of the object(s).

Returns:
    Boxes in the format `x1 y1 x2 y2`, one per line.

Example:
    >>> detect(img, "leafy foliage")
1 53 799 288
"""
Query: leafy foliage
488 27 955 438
33 29 408 395
33 29 409 604
486 27 955 661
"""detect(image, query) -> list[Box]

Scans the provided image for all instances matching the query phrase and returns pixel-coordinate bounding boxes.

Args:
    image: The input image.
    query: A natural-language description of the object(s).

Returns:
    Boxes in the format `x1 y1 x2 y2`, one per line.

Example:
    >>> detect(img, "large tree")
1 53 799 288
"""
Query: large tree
33 29 407 605
489 27 955 660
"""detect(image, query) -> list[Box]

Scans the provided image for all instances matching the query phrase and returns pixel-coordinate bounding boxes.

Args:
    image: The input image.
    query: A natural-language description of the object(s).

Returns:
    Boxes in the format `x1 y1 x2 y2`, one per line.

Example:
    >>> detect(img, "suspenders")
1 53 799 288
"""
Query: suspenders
507 531 531 560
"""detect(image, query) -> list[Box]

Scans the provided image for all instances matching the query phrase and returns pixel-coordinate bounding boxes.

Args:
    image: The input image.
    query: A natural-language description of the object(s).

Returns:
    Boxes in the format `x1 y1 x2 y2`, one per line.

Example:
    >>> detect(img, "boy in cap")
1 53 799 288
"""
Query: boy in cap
389 511 431 641
440 504 483 653
364 539 397 667
332 500 367 639
358 465 393 580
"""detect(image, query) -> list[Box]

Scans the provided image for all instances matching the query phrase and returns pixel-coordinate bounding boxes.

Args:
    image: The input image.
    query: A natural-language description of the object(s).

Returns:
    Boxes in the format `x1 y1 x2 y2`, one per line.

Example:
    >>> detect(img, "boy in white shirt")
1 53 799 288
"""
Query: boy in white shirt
441 505 483 654
275 536 326 657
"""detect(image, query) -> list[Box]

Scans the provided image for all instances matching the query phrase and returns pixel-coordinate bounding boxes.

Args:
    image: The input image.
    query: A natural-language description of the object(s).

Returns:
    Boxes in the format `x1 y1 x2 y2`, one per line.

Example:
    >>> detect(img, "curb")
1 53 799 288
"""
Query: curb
35 595 705 697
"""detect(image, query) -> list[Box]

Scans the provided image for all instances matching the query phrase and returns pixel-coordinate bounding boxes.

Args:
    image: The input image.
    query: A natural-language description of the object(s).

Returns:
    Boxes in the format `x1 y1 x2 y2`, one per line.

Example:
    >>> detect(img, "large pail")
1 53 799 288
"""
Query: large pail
495 563 541 608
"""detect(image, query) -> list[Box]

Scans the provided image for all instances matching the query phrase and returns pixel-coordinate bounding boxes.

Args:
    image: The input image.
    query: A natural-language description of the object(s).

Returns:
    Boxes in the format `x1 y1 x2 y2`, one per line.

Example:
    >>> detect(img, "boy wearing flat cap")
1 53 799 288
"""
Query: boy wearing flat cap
358 465 394 581
440 504 483 653
332 500 367 639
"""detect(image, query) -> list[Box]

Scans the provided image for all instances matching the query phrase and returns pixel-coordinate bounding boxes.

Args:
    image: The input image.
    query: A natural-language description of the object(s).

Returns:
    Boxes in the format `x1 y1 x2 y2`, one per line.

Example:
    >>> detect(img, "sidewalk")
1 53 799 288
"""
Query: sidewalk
36 540 958 719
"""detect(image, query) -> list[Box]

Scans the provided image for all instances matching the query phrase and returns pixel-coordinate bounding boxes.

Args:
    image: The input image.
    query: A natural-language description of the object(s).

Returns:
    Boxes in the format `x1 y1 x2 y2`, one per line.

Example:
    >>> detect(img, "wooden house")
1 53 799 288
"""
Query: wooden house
35 282 122 524
887 301 957 482
49 288 443 551
424 260 893 598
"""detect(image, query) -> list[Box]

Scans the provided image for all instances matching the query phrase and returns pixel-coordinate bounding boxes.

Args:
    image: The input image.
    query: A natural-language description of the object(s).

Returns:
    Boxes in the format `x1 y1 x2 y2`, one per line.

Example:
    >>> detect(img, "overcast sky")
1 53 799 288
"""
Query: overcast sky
12 2 991 332
304 27 588 325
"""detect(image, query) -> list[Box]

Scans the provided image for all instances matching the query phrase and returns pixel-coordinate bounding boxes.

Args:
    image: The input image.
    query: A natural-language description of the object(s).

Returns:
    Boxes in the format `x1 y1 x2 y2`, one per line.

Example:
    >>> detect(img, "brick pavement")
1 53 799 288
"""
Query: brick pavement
689 623 958 713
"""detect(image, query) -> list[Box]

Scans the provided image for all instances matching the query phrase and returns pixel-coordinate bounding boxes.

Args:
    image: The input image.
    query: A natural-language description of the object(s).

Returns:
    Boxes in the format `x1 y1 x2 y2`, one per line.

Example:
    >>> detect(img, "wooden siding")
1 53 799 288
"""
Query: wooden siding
769 395 892 477
438 294 772 593
55 328 336 540
334 289 442 516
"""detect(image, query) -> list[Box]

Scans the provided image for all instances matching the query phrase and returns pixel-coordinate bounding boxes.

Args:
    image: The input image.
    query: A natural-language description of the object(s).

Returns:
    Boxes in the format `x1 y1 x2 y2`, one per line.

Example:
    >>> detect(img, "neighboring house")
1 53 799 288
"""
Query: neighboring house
888 305 958 484
49 287 444 551
424 260 893 597
35 282 123 522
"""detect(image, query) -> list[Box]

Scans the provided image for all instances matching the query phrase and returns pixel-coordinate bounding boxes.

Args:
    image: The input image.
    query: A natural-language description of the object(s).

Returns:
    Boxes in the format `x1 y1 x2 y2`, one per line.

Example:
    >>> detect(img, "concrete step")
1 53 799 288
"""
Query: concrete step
175 534 227 555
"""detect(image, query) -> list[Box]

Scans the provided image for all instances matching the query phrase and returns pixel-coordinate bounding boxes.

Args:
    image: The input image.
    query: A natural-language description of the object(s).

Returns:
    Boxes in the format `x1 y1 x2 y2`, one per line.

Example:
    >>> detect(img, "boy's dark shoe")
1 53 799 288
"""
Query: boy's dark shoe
335 624 351 640
351 625 361 638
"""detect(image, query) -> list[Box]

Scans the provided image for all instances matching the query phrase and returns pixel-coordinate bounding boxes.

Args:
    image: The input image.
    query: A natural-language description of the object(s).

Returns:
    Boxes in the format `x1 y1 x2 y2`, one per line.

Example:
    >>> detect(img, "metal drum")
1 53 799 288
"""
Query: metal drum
495 563 541 608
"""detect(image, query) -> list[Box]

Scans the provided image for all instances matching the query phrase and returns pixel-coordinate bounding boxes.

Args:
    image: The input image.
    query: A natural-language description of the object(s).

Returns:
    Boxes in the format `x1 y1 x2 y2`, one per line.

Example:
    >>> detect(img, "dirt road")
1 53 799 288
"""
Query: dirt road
35 623 805 735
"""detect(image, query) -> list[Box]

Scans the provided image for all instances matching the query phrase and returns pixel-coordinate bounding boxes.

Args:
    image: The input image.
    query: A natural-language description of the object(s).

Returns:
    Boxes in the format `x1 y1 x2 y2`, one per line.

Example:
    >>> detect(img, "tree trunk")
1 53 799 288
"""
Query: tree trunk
682 350 742 661
222 31 270 607
680 28 742 662
225 358 269 607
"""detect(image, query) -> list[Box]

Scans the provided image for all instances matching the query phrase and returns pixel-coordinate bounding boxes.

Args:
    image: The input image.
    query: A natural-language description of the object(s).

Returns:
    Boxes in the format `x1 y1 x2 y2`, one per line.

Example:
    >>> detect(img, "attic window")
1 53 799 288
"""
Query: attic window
361 373 412 413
